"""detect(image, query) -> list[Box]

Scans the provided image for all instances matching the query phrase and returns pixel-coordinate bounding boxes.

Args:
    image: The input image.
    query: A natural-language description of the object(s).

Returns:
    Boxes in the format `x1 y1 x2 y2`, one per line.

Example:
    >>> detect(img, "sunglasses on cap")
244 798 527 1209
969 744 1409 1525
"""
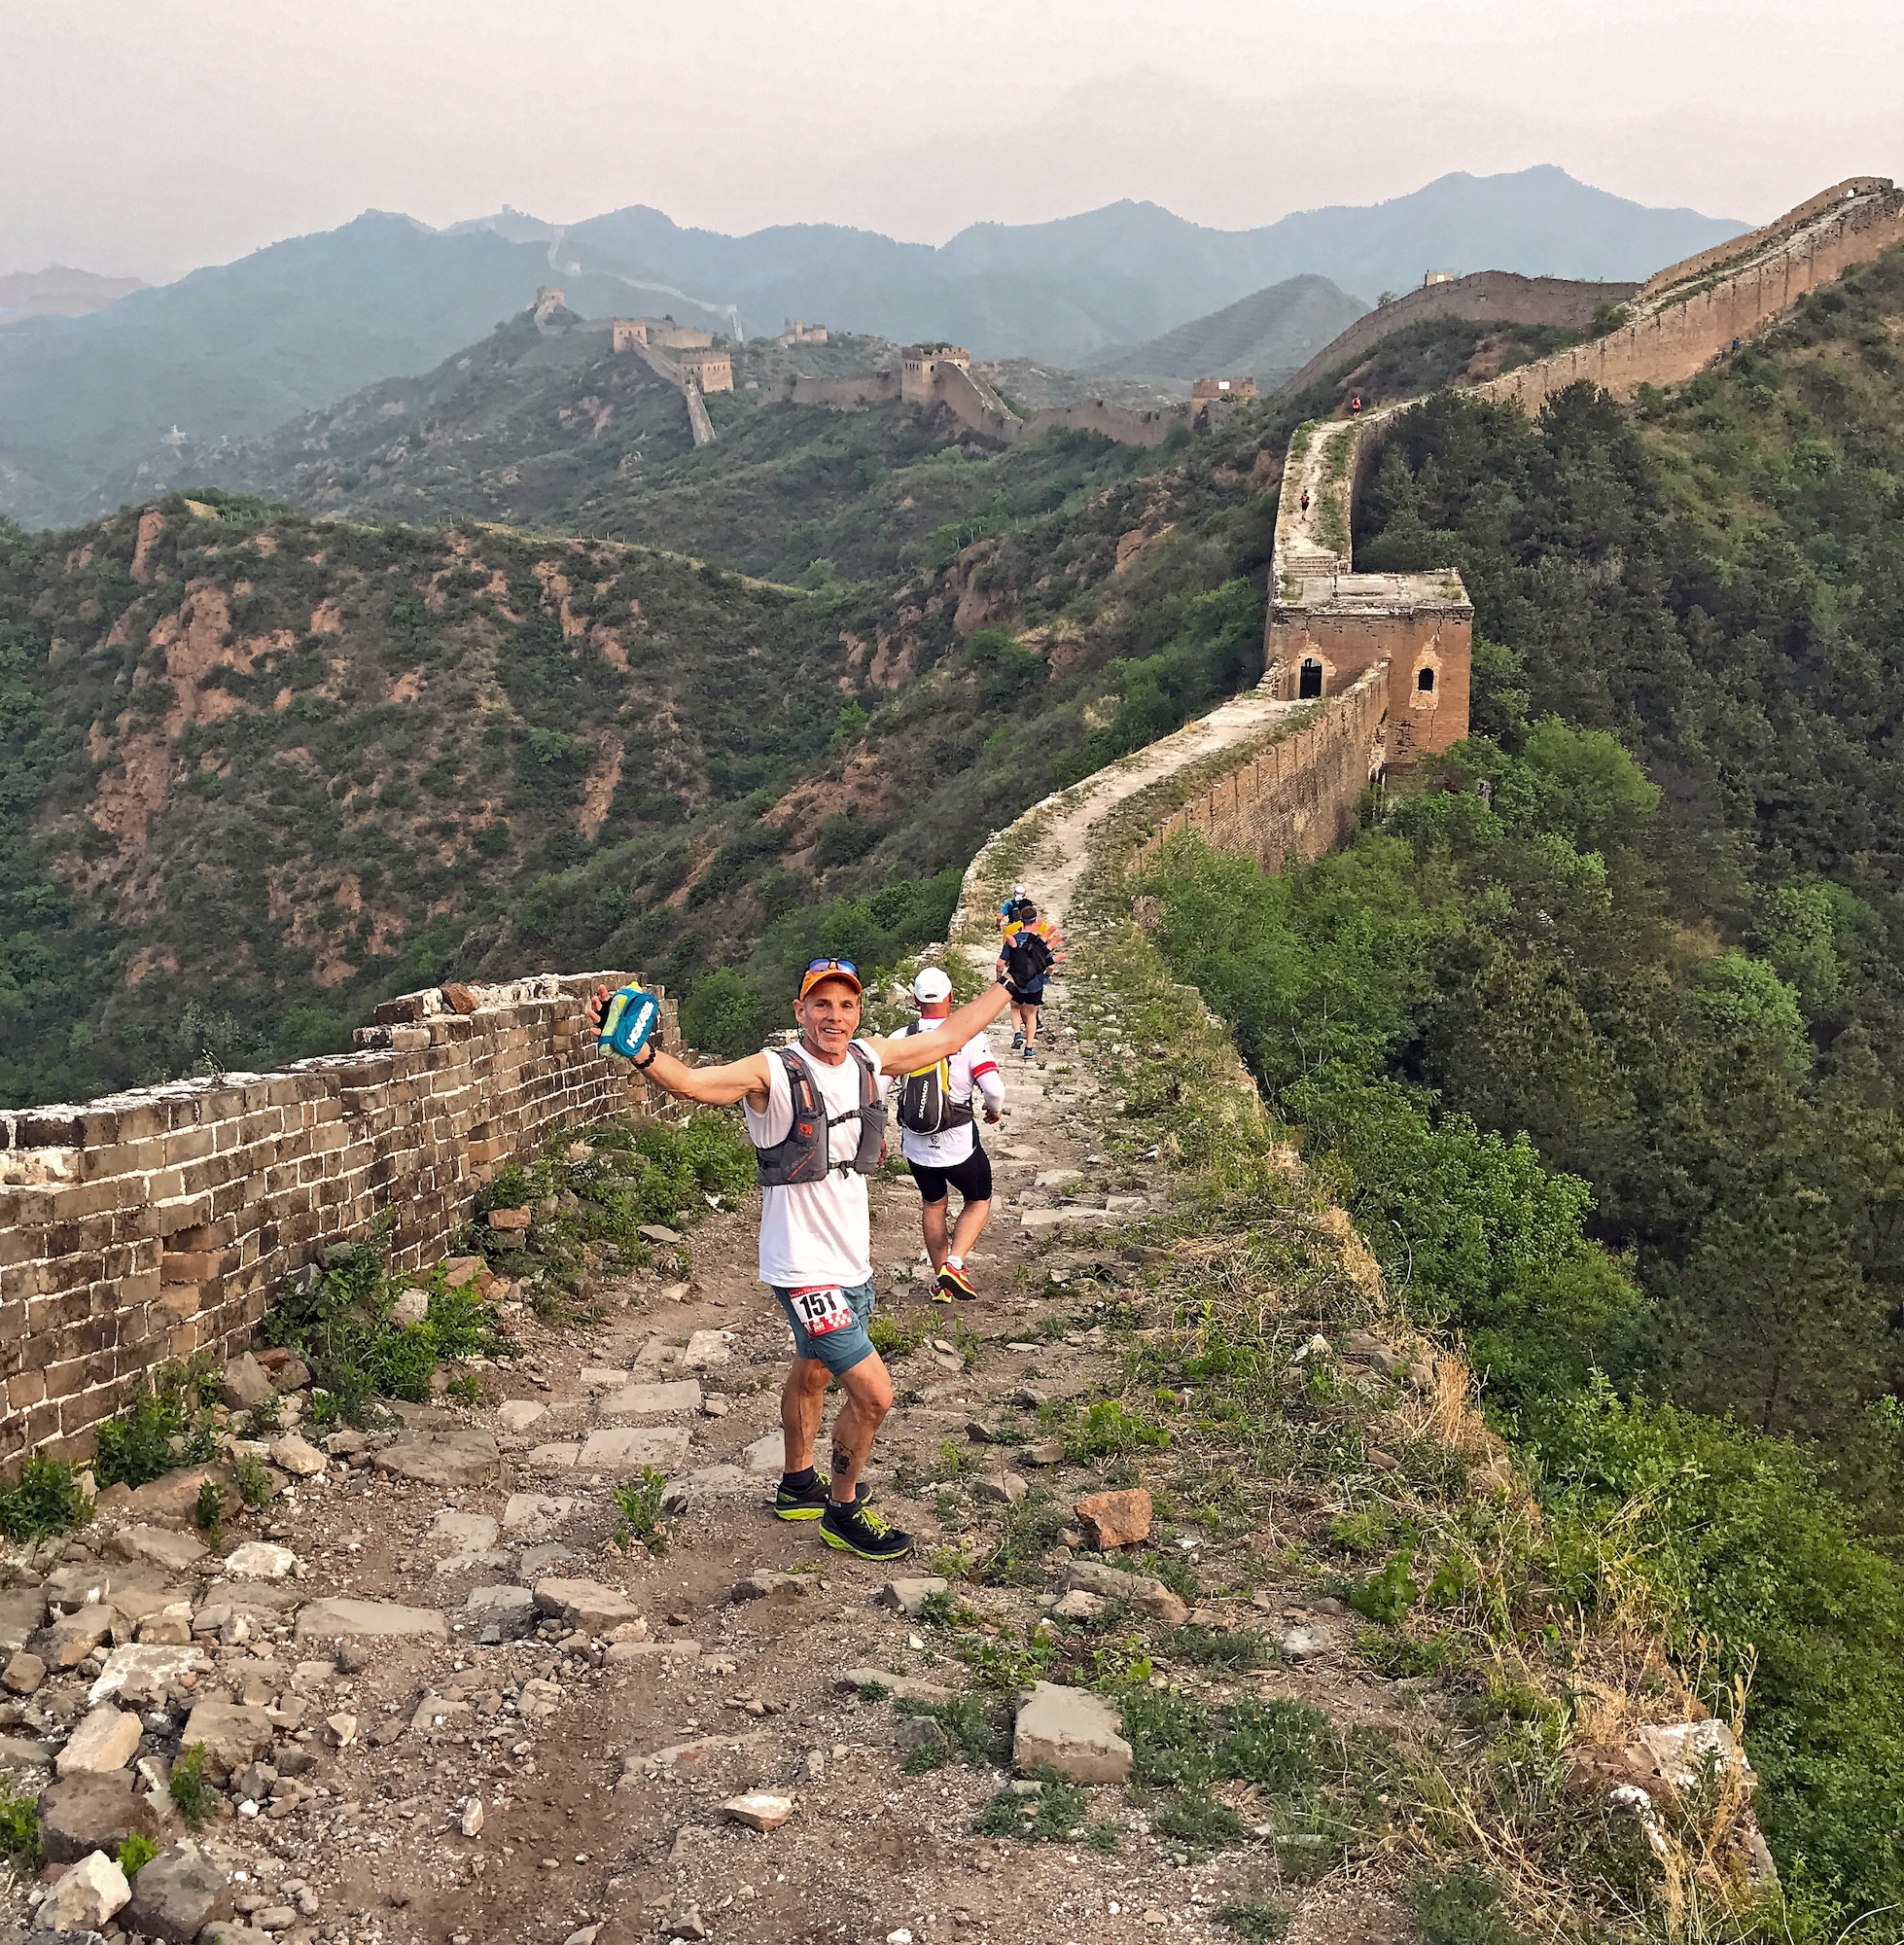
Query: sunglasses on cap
798 956 863 999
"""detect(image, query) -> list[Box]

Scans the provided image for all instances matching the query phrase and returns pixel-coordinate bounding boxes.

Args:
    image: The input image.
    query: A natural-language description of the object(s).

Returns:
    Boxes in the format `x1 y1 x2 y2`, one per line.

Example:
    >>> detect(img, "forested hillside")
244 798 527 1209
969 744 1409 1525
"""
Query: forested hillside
1147 244 1904 1925
0 497 843 1103
0 375 1310 1107
0 279 1573 1113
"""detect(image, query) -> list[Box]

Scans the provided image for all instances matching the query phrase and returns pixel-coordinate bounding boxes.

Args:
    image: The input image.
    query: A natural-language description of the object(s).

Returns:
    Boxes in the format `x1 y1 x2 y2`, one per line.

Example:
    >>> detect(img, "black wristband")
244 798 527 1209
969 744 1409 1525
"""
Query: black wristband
632 1040 660 1072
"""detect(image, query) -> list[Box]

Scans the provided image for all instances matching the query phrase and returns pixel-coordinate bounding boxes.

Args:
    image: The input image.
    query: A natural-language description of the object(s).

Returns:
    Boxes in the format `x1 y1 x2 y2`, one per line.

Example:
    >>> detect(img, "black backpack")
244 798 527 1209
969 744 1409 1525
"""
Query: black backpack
1005 930 1053 986
895 1024 976 1136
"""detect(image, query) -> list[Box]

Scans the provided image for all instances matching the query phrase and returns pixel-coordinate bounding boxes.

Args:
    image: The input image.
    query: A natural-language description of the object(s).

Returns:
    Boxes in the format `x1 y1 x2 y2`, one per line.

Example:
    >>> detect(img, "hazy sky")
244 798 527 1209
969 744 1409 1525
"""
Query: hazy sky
5 0 1901 282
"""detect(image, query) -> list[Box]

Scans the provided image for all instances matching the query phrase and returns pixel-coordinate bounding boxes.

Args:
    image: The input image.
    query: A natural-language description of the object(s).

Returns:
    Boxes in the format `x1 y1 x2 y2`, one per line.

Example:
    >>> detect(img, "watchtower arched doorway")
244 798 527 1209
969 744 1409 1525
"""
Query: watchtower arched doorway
1298 658 1324 699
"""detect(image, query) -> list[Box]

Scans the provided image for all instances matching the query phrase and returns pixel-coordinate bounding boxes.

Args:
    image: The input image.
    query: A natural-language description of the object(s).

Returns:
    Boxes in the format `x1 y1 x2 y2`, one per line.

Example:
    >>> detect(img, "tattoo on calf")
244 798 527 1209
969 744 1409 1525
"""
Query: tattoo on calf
830 1443 852 1483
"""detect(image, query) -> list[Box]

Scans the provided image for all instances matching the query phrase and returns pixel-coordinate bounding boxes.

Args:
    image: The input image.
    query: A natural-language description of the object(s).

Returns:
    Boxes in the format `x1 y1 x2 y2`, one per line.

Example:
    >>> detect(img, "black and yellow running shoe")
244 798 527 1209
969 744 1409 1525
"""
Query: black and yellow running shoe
774 1472 830 1520
819 1499 913 1561
775 1473 872 1520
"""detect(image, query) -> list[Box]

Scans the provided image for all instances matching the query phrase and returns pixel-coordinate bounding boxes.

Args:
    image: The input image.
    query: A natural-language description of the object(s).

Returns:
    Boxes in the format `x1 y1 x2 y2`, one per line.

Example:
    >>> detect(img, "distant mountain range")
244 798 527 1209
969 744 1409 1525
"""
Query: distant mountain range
0 166 1745 528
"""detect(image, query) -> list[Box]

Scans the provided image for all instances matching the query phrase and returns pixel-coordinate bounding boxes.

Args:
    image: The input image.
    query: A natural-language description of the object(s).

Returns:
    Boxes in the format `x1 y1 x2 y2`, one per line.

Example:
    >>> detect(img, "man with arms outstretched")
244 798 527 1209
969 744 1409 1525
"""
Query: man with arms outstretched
590 958 1012 1562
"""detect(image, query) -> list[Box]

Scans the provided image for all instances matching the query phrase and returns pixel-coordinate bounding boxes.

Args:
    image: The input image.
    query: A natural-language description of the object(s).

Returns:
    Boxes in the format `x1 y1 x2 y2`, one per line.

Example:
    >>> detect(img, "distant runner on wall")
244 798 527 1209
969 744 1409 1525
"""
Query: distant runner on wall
999 901 1062 1060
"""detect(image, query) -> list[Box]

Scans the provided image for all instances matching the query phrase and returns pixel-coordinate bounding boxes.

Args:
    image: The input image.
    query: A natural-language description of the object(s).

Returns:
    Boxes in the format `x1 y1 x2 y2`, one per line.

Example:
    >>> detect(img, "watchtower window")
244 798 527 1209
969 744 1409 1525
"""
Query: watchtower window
1417 666 1435 692
1299 658 1323 699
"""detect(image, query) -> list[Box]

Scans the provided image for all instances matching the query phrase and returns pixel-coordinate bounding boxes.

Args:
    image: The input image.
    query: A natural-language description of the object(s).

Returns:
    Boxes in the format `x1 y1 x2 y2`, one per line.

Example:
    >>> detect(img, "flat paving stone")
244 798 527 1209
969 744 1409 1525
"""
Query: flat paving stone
370 1429 500 1486
294 1598 448 1642
502 1493 575 1537
680 1330 732 1369
88 1642 210 1708
223 1541 297 1580
595 1380 703 1418
1012 1681 1133 1784
577 1427 691 1473
54 1703 142 1777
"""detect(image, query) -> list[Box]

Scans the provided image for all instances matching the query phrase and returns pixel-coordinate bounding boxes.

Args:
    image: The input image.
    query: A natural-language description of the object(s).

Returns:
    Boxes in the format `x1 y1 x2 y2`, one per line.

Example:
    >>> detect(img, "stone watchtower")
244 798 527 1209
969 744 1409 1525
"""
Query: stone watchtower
1266 413 1472 768
900 344 970 405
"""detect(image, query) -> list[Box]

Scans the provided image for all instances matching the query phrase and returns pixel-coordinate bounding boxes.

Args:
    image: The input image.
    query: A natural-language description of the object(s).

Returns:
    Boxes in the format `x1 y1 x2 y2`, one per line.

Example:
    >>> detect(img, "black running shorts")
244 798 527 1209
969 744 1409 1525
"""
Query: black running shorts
907 1144 995 1206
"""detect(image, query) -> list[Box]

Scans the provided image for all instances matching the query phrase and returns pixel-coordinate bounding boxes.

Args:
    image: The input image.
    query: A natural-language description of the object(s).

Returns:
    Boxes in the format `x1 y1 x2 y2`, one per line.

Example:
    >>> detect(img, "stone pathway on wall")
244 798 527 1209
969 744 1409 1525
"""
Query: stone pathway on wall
0 685 1426 1945
1272 420 1362 580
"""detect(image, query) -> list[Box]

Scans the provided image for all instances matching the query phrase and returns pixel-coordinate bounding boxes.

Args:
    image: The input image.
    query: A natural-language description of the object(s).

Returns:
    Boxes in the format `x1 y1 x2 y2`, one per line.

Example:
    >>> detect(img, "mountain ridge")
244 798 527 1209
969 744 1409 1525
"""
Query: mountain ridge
0 168 1744 528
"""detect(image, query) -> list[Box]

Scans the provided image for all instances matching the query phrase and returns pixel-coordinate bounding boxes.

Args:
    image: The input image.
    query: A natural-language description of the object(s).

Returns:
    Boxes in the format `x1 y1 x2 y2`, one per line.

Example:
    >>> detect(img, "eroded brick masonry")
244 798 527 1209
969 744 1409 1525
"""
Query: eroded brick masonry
0 974 677 1473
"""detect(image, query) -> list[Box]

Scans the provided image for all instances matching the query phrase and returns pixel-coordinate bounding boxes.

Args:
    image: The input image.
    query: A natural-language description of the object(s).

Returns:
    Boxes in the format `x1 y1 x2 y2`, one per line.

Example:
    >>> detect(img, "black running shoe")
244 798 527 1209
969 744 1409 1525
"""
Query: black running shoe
774 1474 829 1520
775 1474 872 1521
819 1499 913 1561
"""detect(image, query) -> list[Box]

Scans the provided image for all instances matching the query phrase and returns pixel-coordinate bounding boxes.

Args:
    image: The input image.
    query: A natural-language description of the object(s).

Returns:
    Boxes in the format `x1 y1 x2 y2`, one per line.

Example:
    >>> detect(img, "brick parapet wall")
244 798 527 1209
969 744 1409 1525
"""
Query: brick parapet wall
1016 399 1193 448
778 370 902 409
0 972 678 1474
1277 270 1642 400
1477 180 1904 416
1133 665 1389 875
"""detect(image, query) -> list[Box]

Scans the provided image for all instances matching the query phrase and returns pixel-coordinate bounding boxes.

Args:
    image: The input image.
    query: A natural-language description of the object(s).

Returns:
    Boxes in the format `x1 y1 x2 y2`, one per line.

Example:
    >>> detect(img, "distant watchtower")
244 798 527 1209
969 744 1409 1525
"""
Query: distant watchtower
901 344 970 405
674 347 733 394
532 287 566 324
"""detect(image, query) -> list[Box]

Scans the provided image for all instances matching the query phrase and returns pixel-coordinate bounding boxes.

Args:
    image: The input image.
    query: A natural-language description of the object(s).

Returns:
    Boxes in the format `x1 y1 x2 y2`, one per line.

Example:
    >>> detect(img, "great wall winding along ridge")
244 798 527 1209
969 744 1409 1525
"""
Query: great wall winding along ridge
3 175 1902 1480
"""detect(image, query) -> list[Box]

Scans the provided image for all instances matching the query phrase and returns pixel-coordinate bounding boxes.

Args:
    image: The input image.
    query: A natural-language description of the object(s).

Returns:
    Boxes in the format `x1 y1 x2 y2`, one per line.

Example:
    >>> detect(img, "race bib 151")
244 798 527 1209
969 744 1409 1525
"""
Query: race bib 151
788 1285 855 1337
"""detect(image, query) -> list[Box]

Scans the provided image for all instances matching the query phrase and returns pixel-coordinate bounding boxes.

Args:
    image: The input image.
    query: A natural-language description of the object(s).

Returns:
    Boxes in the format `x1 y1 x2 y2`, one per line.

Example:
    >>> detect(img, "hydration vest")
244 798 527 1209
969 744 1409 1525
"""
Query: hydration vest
754 1044 886 1186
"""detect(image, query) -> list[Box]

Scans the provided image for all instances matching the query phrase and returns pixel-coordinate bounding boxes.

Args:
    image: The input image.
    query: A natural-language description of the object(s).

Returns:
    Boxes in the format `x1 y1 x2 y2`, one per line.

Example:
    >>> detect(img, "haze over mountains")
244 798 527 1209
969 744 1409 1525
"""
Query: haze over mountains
0 164 1744 528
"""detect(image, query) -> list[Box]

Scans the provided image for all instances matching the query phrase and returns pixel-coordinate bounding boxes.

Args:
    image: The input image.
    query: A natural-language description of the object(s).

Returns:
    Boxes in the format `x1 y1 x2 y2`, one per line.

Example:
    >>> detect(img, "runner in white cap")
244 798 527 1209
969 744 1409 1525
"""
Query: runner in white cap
892 966 1004 1301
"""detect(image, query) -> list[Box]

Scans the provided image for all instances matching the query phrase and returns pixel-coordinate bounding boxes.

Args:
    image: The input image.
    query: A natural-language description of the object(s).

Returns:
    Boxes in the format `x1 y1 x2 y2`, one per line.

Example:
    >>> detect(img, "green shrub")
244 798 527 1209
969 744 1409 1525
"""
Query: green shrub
1410 1864 1533 1945
1169 1623 1271 1670
1348 1549 1421 1625
973 1771 1117 1849
194 1480 226 1539
894 1696 1008 1774
265 1237 508 1422
169 1744 217 1827
612 1467 670 1554
0 1778 42 1874
1155 1790 1247 1852
0 1454 90 1539
232 1454 273 1508
1217 1899 1289 1943
1062 1398 1171 1462
117 1832 159 1875
94 1365 219 1491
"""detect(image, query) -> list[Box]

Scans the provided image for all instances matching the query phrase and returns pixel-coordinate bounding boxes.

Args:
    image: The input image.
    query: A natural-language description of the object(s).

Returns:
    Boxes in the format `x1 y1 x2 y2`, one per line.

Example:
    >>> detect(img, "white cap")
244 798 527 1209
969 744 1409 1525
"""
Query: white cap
912 966 954 1003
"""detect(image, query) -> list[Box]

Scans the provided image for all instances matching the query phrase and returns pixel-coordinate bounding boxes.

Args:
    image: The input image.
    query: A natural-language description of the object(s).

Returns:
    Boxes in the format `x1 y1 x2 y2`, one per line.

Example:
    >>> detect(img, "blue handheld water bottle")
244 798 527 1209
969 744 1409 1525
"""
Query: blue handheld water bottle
597 987 661 1062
